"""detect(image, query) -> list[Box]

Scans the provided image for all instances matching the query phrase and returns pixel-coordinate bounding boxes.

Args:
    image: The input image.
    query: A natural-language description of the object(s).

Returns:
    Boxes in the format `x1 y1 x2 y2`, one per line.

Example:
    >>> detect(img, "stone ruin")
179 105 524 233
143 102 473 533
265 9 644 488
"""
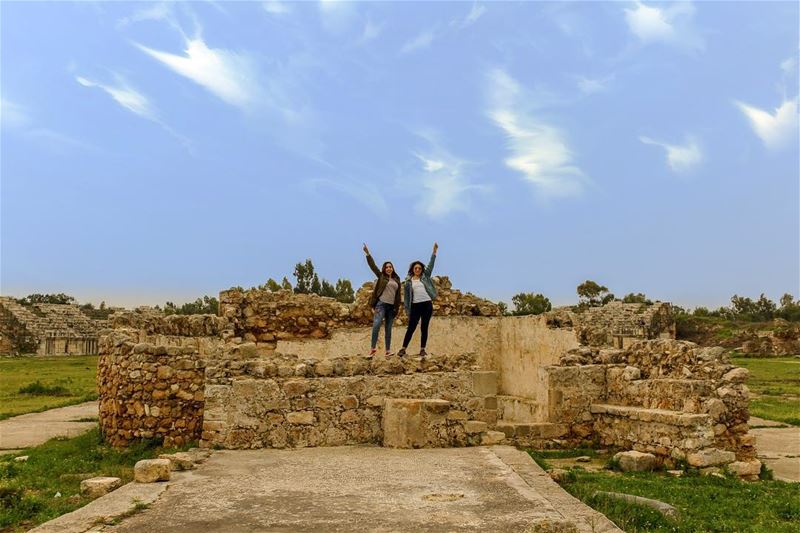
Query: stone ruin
0 296 107 355
96 278 760 479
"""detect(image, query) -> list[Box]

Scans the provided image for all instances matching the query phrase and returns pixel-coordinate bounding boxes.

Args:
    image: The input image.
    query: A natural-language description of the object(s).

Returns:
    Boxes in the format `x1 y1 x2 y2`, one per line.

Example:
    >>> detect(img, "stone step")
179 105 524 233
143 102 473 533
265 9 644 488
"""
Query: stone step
497 395 545 423
590 404 711 427
496 422 569 439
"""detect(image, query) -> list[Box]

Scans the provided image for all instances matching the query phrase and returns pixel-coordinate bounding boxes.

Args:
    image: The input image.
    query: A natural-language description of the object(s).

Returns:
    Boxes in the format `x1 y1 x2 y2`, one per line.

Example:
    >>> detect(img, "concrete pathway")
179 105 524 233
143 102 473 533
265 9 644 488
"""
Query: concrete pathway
97 446 620 533
0 401 98 450
751 424 800 482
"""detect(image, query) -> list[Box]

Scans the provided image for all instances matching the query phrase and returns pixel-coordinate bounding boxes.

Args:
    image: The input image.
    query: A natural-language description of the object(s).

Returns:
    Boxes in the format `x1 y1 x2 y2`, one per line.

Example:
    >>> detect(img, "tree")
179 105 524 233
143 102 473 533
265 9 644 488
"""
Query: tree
293 259 315 294
264 278 282 291
622 292 652 304
18 293 76 305
497 302 509 316
511 293 552 315
334 279 355 303
693 306 710 317
320 279 337 298
281 277 292 291
779 293 794 308
163 296 219 316
310 274 322 295
576 281 613 307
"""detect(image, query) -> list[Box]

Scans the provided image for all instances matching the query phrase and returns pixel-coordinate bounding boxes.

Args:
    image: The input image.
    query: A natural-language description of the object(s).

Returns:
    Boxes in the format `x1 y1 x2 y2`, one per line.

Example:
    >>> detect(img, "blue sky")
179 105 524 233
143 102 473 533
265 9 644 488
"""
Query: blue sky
1 1 798 309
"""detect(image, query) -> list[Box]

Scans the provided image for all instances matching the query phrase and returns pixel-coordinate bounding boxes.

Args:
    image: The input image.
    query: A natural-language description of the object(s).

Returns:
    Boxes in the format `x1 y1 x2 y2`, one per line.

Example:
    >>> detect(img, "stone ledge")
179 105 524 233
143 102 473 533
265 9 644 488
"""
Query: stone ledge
590 404 710 427
496 422 569 439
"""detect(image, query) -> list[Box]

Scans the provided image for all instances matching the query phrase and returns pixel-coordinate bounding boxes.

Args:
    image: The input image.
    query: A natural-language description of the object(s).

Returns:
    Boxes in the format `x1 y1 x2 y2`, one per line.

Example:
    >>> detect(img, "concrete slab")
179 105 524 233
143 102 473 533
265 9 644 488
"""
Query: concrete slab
0 401 98 449
752 425 800 482
102 446 621 533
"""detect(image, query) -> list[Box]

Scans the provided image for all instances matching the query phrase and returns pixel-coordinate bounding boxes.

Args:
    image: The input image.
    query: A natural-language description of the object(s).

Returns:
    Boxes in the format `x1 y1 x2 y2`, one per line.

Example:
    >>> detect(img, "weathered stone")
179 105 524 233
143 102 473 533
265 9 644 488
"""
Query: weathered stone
463 421 488 434
286 411 315 425
613 451 657 472
480 430 506 445
686 448 736 468
727 459 761 477
134 459 171 483
80 477 122 498
158 452 195 471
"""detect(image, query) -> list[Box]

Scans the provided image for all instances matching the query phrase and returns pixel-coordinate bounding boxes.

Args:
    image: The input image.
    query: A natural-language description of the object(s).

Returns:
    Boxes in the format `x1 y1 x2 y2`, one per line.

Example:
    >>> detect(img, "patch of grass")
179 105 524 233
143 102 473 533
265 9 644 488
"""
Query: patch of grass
732 357 800 426
0 356 98 420
562 468 800 532
0 428 190 532
17 381 71 396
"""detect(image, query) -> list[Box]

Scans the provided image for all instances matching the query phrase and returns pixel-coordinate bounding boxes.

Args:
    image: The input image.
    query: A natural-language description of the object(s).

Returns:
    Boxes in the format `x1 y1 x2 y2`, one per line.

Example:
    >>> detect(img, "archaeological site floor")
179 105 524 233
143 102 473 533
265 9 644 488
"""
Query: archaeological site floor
103 446 620 533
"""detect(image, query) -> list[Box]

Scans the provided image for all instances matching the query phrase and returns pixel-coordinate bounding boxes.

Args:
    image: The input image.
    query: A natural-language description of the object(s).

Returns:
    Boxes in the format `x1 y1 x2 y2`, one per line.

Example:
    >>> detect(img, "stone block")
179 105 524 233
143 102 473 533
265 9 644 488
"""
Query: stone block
613 451 657 472
80 477 122 498
686 448 736 468
727 459 761 477
463 420 488 434
158 452 195 471
470 371 498 396
382 399 451 449
286 411 315 425
480 430 506 445
134 459 171 483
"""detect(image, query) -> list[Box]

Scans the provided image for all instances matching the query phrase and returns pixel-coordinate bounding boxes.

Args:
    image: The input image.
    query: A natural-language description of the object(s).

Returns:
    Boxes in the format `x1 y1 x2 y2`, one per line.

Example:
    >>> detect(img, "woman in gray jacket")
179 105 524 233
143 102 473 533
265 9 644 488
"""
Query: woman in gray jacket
398 242 438 358
363 243 402 357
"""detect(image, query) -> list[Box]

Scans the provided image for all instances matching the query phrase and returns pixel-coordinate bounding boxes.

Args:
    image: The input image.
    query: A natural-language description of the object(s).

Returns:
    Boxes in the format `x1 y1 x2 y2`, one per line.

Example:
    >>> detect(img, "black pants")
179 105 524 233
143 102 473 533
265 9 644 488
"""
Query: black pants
402 301 433 348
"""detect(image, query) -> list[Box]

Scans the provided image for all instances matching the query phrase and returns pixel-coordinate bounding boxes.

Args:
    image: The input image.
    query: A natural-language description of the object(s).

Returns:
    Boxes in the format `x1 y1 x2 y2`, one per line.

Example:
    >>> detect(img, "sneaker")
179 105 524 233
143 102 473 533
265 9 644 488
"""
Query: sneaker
385 350 394 357
367 348 377 358
419 348 427 358
397 348 407 357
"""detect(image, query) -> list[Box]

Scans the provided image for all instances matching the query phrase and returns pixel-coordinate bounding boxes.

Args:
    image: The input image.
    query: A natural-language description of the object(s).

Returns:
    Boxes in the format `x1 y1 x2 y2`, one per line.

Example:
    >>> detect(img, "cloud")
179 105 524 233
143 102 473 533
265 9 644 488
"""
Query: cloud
360 19 382 42
455 3 486 29
576 74 614 95
76 75 157 120
116 2 172 29
400 30 436 55
410 135 491 218
306 177 388 217
487 69 586 198
623 1 704 52
1 98 31 129
76 74 191 149
135 37 263 111
734 97 799 151
640 135 703 173
318 0 358 34
262 1 291 16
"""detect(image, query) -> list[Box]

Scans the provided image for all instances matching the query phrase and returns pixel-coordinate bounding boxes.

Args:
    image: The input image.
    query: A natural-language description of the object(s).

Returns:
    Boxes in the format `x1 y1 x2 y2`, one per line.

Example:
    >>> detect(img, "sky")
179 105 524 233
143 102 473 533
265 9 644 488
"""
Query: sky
1 1 798 309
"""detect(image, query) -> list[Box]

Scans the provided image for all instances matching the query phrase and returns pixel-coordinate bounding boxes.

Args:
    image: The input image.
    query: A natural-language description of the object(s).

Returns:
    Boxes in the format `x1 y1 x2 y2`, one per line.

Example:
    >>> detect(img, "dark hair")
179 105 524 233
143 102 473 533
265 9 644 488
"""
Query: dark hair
407 261 425 277
381 262 395 276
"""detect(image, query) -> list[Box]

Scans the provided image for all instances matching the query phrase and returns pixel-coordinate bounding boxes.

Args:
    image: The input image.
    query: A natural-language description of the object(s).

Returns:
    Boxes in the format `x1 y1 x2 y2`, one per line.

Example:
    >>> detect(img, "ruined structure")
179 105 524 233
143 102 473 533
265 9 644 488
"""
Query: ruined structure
0 297 106 355
97 280 759 478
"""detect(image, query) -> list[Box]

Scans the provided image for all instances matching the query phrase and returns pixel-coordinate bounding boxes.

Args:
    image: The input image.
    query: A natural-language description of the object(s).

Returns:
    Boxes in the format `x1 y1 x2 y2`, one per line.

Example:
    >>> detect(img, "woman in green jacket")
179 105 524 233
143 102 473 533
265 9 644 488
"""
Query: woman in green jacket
363 243 402 357
398 242 438 358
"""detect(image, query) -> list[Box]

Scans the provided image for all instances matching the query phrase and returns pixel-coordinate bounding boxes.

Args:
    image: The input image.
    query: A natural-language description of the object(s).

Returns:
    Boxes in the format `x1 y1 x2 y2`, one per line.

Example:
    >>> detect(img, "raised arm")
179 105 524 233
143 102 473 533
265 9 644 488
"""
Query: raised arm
424 242 438 277
363 243 381 277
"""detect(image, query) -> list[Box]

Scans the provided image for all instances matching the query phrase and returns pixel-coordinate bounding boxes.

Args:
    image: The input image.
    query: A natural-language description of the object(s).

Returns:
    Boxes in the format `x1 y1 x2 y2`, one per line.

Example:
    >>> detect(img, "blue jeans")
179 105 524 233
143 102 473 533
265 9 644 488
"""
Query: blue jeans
371 302 395 350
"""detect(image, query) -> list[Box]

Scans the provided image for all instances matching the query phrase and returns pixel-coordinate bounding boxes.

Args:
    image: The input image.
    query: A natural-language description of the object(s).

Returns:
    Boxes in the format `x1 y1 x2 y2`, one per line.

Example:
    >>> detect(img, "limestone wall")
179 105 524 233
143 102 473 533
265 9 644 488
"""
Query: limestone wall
571 301 675 347
98 332 207 447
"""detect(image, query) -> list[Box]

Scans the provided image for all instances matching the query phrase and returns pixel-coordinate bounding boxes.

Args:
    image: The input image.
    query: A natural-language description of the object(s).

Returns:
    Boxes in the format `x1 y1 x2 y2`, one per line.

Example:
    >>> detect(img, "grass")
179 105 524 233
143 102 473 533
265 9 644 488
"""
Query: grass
529 449 800 533
0 428 191 532
0 356 98 420
732 356 800 426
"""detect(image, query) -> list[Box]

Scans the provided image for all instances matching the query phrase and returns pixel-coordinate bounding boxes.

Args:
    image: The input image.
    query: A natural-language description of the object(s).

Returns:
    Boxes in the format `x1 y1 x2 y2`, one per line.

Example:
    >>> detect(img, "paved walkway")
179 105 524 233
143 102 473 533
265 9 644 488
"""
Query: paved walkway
0 401 98 451
101 446 620 533
751 424 800 482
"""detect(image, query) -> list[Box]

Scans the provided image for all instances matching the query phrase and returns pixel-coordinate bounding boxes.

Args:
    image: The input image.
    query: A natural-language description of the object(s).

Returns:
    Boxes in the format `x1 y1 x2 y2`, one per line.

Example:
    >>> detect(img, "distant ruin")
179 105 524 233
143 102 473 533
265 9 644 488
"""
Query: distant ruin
94 277 760 478
0 297 106 355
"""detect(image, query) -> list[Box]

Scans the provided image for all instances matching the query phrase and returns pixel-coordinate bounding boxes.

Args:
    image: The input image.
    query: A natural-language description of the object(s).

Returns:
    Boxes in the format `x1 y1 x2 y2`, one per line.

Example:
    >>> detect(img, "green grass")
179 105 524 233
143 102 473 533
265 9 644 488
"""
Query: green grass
0 356 98 420
551 466 800 532
0 428 191 532
732 357 800 425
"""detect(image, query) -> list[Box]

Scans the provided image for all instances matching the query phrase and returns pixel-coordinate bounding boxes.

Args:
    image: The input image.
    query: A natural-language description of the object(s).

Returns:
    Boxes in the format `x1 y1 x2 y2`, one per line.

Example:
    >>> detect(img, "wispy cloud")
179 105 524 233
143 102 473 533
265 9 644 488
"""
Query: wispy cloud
75 74 191 149
640 135 703 173
410 133 491 218
360 19 383 43
734 98 798 151
76 75 157 120
576 74 614 95
306 177 388 217
453 3 486 29
135 37 263 112
623 1 704 52
487 69 586 198
1 98 94 153
262 1 291 16
116 2 172 29
318 0 358 35
400 30 436 55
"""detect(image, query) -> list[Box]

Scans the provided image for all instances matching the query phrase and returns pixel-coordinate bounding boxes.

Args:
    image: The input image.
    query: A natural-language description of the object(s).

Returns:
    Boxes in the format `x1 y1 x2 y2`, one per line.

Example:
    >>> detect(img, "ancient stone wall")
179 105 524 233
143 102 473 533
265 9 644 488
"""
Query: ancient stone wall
571 301 675 347
98 331 212 447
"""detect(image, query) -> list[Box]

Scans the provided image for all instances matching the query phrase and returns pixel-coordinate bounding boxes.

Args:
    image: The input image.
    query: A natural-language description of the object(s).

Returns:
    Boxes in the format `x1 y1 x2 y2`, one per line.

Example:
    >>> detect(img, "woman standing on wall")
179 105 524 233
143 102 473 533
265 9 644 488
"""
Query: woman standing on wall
363 243 402 357
397 242 438 358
